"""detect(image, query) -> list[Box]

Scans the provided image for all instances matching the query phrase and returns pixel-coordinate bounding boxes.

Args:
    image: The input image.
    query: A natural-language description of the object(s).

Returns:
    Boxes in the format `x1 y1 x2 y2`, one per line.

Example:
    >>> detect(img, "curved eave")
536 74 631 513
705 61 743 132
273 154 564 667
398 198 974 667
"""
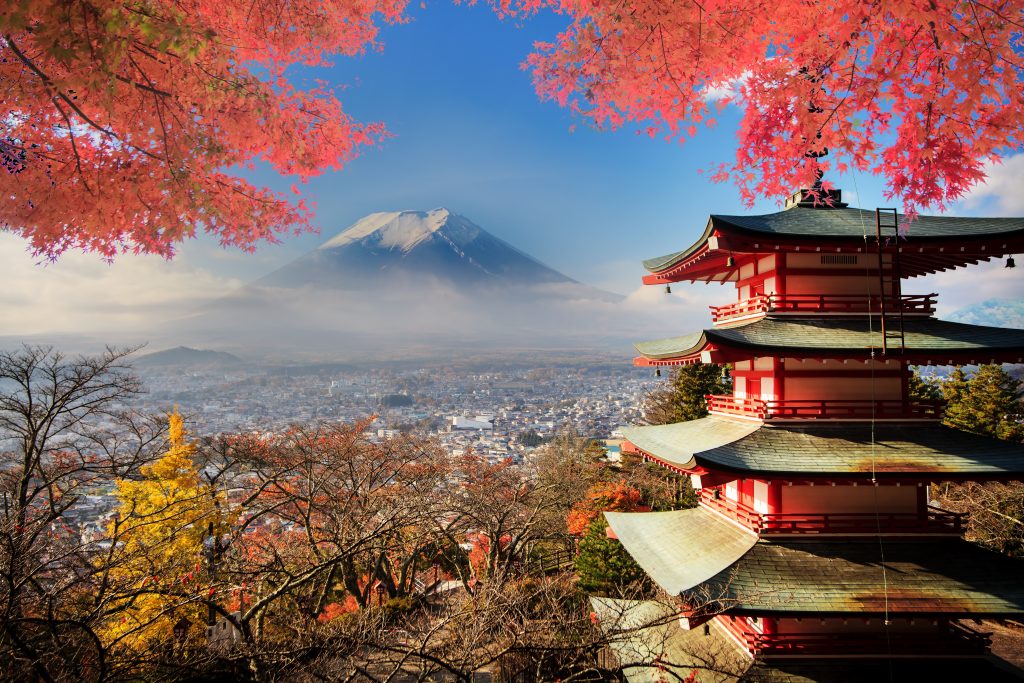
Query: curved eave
634 317 1024 365
693 539 1024 617
620 418 762 472
606 507 757 596
642 208 1024 282
626 420 1024 479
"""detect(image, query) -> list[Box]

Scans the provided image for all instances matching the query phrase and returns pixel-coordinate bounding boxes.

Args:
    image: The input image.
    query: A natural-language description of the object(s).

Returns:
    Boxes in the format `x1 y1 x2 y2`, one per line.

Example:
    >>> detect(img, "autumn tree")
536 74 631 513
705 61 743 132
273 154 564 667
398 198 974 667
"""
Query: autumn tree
100 409 226 656
0 345 163 682
569 482 649 595
510 0 1024 212
642 364 730 426
1 0 405 259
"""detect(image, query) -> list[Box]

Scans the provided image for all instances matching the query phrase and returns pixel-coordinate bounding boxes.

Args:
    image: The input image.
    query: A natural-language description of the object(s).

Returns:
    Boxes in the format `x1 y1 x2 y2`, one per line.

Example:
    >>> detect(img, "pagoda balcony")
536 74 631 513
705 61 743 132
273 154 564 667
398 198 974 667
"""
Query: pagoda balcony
698 490 966 536
735 622 991 657
705 395 945 421
710 293 937 324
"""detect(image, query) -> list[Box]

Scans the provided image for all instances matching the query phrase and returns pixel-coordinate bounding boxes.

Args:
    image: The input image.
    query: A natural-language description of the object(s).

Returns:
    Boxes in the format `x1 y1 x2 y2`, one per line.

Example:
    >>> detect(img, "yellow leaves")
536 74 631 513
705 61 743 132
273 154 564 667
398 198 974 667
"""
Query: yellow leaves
102 407 227 652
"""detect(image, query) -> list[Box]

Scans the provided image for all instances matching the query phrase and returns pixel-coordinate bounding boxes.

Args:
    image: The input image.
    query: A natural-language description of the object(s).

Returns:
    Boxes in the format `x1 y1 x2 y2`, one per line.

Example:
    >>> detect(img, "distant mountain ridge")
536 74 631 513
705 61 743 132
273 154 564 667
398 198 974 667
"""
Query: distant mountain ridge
136 346 243 368
947 299 1024 330
258 208 581 290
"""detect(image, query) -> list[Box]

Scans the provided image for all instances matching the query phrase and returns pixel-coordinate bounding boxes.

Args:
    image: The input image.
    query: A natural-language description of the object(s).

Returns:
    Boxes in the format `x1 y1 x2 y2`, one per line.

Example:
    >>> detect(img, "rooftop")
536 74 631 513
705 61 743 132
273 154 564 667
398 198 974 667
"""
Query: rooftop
695 539 1024 617
610 513 1024 616
634 317 1024 364
621 418 1024 478
643 206 1024 277
605 507 757 595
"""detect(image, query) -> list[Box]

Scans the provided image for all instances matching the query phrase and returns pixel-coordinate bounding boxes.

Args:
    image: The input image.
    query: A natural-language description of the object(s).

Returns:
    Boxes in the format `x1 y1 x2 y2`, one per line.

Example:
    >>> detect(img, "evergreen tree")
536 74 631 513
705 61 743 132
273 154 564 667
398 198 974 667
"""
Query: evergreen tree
941 365 1024 442
642 364 731 426
569 483 649 595
907 367 943 402
574 518 649 595
928 365 1024 556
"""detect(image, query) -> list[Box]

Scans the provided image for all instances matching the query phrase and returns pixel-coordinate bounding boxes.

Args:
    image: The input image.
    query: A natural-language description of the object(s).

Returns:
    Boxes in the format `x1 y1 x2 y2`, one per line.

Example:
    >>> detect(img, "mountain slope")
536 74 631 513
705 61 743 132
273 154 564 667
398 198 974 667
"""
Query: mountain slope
136 346 244 368
258 209 577 289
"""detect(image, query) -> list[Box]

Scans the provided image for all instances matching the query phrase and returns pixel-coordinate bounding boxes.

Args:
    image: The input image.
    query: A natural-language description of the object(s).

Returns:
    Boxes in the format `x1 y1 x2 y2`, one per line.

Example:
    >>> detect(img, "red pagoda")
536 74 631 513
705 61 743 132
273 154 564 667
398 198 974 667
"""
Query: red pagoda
598 189 1024 680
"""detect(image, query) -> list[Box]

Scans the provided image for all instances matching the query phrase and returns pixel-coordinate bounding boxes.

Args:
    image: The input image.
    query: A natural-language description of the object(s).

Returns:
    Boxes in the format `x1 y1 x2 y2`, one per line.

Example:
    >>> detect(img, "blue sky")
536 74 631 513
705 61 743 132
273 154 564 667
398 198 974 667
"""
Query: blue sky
5 2 1021 340
180 1 838 293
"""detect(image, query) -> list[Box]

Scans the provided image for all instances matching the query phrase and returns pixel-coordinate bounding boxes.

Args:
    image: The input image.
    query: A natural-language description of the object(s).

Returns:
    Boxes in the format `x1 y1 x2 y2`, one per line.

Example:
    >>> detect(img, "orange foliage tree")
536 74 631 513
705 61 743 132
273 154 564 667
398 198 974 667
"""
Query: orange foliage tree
1 0 406 258
566 481 644 537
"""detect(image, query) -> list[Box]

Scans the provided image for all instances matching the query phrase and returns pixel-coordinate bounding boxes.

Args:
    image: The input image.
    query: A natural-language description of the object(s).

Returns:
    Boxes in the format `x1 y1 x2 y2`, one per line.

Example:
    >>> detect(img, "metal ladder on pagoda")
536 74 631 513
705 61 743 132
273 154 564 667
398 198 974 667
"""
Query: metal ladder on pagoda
875 208 905 355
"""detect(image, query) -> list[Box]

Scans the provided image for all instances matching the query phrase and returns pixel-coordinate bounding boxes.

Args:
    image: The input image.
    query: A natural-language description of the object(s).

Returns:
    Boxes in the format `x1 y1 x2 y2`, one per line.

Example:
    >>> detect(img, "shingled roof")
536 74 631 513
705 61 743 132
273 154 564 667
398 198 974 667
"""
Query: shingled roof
693 539 1024 617
605 507 757 596
634 317 1024 362
621 418 1024 478
644 206 1024 274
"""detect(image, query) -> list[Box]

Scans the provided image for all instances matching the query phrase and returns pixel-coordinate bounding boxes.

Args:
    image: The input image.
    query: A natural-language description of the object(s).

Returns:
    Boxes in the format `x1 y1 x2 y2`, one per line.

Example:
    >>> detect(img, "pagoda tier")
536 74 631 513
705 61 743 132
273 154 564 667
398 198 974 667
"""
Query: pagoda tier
633 317 1024 366
641 205 1024 283
591 596 1024 681
620 418 1024 481
606 509 1024 615
606 511 1024 661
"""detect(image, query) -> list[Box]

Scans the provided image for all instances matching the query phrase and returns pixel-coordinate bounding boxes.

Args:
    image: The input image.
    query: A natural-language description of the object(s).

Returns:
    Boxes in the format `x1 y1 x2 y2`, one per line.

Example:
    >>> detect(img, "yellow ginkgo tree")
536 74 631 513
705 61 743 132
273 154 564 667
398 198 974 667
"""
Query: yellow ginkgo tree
102 409 228 653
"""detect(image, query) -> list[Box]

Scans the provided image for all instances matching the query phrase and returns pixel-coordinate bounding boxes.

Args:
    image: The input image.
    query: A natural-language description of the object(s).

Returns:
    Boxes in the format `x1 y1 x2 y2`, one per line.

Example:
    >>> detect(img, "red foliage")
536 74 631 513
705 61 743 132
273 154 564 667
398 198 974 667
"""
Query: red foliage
566 482 644 536
508 0 1024 213
2 0 406 258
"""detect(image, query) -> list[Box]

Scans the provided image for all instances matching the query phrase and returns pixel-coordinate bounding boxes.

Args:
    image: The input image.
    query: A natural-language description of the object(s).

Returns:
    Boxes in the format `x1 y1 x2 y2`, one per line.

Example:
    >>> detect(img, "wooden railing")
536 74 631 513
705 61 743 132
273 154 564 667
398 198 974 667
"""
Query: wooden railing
710 293 937 323
697 489 763 532
698 490 966 535
705 395 945 421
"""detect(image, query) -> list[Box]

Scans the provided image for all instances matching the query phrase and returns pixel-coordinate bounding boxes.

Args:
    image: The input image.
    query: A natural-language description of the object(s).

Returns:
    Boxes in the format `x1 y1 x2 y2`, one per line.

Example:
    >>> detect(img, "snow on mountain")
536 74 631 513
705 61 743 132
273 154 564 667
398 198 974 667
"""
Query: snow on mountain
258 208 581 290
318 208 477 253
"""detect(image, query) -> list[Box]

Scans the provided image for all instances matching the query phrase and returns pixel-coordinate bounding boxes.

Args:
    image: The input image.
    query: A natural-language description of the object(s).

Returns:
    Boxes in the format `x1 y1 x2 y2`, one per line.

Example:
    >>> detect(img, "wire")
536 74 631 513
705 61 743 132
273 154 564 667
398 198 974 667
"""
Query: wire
852 171 894 681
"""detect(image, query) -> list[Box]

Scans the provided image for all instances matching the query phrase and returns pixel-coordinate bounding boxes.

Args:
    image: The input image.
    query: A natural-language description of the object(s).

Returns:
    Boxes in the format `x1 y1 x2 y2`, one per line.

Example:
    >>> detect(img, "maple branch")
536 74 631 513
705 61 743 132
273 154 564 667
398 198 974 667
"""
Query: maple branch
4 34 164 164
50 101 93 195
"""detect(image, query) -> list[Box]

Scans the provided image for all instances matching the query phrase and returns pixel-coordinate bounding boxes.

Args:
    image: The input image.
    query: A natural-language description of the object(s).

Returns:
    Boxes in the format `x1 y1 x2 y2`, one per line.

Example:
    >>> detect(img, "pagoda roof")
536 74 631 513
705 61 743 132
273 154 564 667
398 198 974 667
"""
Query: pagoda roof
643 206 1024 279
605 507 757 596
621 418 1024 478
693 539 1024 617
611 519 1024 616
634 317 1024 364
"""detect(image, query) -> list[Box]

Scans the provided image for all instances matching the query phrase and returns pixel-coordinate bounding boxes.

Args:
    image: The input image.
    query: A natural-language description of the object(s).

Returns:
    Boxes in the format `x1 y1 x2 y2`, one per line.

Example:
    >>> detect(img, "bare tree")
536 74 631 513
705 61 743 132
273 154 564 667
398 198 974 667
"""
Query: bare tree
0 345 164 682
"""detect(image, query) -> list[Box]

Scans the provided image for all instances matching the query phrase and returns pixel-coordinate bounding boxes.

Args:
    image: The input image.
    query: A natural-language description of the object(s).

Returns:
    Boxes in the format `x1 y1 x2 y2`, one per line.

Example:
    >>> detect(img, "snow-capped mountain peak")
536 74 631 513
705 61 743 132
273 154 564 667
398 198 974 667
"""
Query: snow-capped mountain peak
317 208 478 254
259 208 578 290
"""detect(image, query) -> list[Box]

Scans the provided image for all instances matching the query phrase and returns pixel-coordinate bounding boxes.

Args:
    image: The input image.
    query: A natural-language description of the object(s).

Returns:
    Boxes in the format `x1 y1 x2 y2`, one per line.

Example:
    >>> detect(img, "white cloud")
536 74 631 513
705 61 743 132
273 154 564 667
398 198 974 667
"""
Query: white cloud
958 153 1024 216
0 234 243 338
916 259 1023 317
702 72 750 104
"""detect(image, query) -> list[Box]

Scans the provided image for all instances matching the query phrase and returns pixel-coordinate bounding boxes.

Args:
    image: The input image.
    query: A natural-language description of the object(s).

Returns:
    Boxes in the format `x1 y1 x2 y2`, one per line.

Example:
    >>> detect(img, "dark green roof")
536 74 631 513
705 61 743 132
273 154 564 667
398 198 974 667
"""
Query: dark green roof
644 206 1024 273
635 317 1024 360
693 539 1024 616
742 659 1024 682
624 418 1024 477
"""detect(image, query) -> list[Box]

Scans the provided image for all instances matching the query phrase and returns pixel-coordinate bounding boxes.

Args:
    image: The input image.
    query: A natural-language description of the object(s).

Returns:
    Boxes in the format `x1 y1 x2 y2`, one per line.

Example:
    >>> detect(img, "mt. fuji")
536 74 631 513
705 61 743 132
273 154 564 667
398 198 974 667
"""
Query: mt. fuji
169 209 695 360
258 209 580 290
